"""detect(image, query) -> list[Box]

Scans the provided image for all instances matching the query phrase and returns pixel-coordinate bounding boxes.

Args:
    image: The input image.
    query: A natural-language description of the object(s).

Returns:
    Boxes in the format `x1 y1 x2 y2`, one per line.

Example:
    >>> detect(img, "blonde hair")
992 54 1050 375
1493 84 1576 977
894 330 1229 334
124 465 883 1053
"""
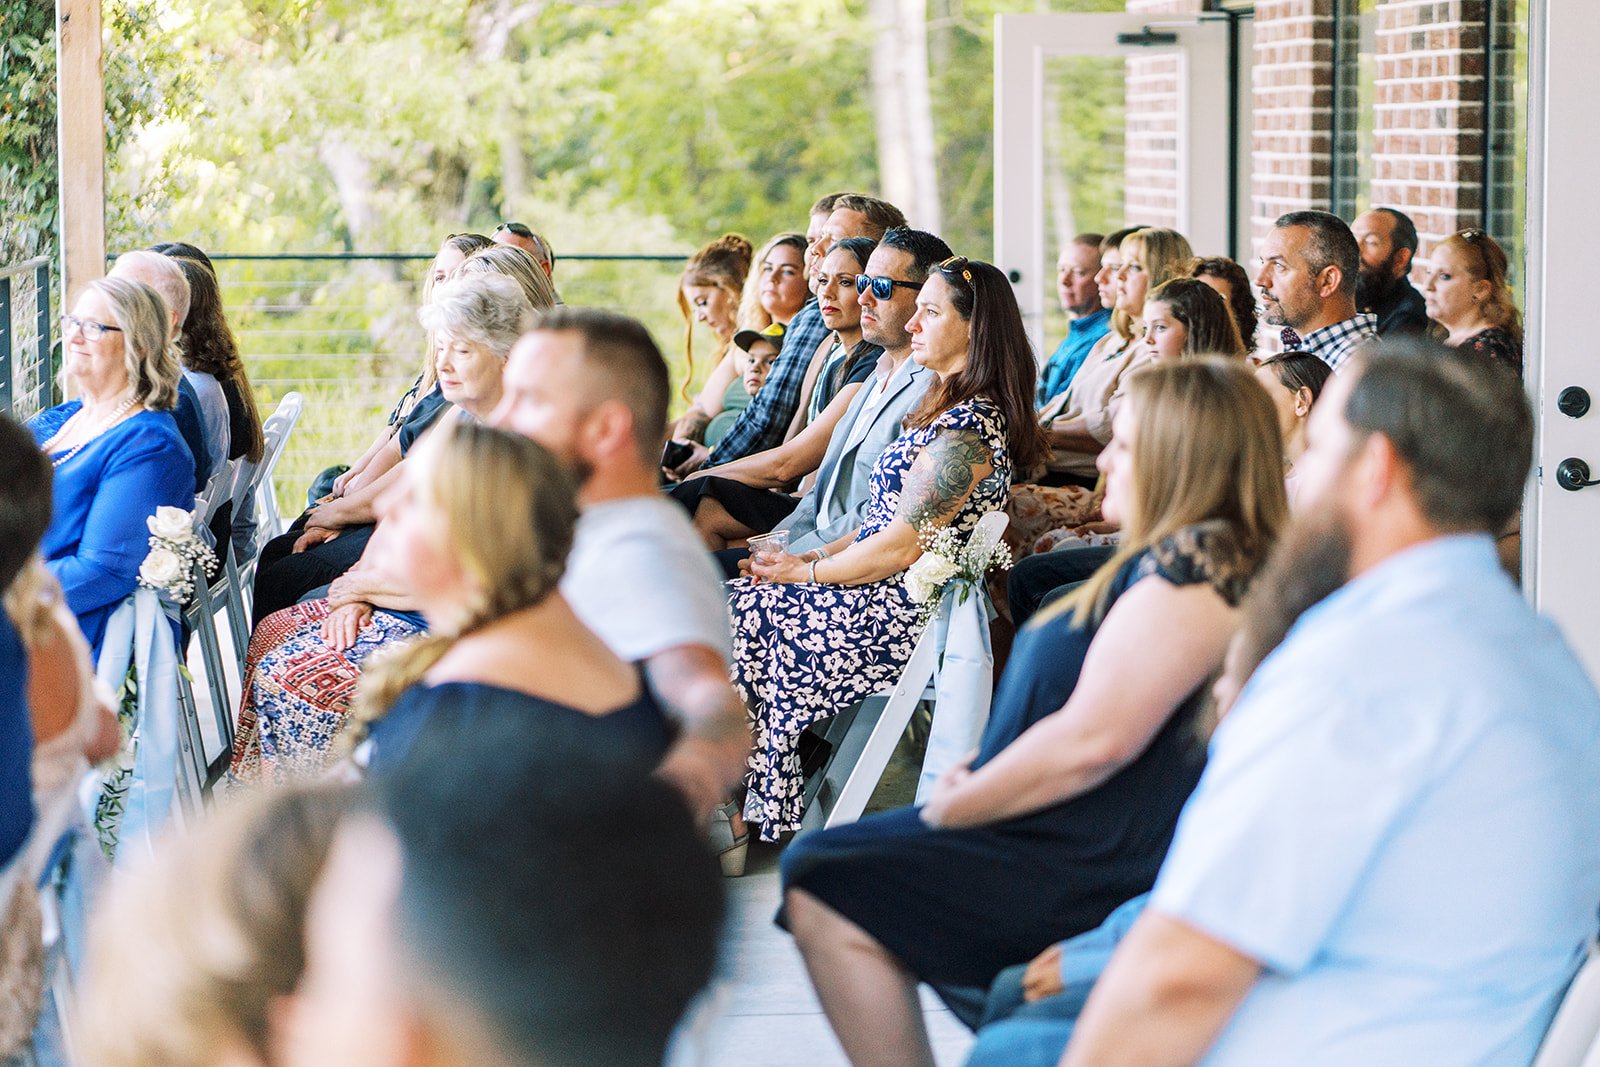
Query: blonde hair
351 421 579 732
75 783 351 1067
676 233 753 401
1436 229 1522 343
2 557 58 647
736 232 807 332
458 244 560 317
1047 358 1288 627
87 276 182 411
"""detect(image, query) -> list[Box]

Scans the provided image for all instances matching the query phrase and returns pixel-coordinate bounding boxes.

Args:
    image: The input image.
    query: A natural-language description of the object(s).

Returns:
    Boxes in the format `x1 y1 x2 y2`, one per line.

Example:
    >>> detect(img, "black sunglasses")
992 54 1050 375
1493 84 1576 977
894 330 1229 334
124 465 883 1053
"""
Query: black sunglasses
495 222 535 238
855 274 922 300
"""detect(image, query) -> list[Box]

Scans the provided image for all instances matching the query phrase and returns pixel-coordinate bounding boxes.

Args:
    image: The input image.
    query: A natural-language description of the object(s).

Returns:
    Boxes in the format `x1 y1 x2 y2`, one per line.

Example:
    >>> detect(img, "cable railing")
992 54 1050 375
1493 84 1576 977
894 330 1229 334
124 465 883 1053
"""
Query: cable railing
0 256 56 419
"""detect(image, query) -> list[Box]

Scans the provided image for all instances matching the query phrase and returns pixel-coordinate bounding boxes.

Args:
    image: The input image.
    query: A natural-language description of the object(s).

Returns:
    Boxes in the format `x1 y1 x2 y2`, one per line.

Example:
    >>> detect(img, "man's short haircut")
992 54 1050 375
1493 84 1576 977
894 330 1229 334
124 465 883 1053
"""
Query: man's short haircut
1344 337 1533 534
0 413 52 592
1072 232 1106 250
113 249 192 334
878 227 955 284
1275 210 1361 298
1372 207 1419 257
370 711 724 1067
534 306 669 460
831 194 909 239
810 191 849 217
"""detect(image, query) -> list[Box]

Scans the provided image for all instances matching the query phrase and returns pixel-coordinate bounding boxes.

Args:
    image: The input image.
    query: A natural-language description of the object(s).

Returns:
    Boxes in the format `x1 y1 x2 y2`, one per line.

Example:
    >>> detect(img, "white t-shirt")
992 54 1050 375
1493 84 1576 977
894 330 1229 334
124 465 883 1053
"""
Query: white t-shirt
561 495 732 664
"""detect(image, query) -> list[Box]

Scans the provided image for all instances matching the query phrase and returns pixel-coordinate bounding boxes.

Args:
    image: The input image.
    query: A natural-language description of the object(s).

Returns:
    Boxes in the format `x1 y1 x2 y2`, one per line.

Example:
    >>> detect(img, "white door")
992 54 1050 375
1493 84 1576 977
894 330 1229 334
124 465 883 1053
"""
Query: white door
1525 0 1600 675
993 12 1240 354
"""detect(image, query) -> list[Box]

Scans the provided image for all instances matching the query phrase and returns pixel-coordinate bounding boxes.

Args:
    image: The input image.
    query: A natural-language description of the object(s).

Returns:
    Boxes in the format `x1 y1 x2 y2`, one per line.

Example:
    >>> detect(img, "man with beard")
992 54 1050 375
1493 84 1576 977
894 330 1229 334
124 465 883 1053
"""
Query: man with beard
1036 233 1110 406
1060 340 1600 1066
1255 210 1376 371
1352 208 1432 336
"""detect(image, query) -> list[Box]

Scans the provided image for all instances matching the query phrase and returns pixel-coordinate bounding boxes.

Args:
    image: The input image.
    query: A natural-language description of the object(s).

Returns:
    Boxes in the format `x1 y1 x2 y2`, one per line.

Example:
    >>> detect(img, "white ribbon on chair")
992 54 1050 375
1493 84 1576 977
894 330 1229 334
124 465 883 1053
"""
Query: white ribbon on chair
916 584 996 803
92 590 183 863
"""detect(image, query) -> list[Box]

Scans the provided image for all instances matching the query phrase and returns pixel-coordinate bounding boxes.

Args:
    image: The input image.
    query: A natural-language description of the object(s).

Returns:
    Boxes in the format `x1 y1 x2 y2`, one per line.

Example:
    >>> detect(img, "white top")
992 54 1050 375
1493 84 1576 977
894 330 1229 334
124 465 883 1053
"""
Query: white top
182 368 231 473
1152 536 1600 1065
561 495 732 664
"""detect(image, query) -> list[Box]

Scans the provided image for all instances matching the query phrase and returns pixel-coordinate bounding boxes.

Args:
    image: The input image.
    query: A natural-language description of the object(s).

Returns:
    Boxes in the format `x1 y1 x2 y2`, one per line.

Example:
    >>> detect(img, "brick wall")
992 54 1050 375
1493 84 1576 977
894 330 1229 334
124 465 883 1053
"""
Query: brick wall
1250 0 1339 247
1123 0 1205 231
1370 0 1488 264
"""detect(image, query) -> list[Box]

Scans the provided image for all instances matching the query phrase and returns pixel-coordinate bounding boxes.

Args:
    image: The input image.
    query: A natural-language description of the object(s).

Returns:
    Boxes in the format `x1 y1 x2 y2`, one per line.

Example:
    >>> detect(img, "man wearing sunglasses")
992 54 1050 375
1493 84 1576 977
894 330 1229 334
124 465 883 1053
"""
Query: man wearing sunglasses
493 221 556 278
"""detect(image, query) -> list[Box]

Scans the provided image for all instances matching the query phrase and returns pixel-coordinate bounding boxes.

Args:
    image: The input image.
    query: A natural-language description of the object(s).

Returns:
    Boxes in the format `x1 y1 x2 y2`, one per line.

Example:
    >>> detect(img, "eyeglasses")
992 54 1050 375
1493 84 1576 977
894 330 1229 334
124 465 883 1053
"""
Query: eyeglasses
937 255 973 287
855 275 922 300
60 314 123 341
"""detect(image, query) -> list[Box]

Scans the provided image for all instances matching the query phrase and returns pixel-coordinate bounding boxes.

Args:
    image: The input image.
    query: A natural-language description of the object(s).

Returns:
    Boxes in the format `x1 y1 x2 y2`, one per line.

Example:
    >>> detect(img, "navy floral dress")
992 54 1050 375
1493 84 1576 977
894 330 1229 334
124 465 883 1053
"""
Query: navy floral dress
728 395 1012 841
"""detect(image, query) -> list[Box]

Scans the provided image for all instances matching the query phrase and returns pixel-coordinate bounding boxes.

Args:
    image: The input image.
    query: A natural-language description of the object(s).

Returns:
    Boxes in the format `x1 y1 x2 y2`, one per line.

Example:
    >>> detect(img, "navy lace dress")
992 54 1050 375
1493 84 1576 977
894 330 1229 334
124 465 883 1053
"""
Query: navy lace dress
780 521 1254 991
727 395 1012 842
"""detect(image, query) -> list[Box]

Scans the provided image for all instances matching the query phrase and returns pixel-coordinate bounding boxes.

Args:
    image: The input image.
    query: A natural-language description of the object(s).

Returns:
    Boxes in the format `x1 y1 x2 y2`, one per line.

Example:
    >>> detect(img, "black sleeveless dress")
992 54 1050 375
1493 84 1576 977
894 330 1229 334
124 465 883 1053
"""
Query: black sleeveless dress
779 520 1255 990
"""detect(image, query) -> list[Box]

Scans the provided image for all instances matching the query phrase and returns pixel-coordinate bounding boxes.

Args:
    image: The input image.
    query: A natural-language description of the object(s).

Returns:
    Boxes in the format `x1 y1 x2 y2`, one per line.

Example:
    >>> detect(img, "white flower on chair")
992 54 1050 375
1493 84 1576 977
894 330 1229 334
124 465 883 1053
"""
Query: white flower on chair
904 517 1015 623
906 553 961 604
139 547 185 588
147 506 193 541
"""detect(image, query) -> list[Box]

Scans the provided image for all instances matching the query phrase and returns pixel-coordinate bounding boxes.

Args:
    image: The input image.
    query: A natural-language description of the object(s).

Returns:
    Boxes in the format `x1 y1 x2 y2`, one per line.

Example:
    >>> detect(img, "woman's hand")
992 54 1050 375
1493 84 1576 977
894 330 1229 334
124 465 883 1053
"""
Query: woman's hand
325 572 363 609
918 750 977 828
321 602 373 652
1022 944 1067 1003
748 550 812 585
293 526 341 553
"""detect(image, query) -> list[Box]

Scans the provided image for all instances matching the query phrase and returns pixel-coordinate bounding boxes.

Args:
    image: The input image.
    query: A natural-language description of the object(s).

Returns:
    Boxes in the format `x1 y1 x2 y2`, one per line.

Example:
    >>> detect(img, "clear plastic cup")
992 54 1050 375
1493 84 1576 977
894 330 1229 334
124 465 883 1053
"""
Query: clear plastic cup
747 529 790 563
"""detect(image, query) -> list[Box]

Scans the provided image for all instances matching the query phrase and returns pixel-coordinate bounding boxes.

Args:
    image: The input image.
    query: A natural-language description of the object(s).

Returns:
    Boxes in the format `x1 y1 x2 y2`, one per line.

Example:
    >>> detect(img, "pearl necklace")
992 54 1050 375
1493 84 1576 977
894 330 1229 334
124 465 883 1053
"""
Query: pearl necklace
45 396 137 469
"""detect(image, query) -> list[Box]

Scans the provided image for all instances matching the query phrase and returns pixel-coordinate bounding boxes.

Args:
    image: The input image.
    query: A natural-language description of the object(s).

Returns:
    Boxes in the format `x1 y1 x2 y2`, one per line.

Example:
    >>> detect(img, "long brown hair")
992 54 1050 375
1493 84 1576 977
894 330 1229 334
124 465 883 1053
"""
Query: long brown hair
351 421 579 733
1049 358 1288 626
905 258 1050 476
676 233 753 401
1146 277 1247 359
170 256 266 463
1435 229 1522 343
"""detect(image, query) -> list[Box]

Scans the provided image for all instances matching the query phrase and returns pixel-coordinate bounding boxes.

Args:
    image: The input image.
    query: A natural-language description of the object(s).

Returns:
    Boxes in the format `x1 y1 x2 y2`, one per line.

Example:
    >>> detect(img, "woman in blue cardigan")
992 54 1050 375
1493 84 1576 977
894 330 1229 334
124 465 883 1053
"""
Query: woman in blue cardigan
28 277 194 657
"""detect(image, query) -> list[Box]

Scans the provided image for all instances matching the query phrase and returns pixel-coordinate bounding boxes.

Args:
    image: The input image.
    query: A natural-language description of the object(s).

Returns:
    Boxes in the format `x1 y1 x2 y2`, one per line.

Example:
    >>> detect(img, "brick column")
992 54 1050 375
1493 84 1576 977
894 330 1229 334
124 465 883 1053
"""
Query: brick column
1123 0 1205 230
1370 0 1490 264
1249 0 1339 247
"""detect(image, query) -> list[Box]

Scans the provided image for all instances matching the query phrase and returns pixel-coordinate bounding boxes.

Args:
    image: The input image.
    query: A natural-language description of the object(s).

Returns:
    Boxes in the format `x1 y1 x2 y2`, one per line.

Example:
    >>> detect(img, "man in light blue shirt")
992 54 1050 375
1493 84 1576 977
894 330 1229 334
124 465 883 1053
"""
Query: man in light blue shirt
1036 234 1110 406
1063 341 1600 1066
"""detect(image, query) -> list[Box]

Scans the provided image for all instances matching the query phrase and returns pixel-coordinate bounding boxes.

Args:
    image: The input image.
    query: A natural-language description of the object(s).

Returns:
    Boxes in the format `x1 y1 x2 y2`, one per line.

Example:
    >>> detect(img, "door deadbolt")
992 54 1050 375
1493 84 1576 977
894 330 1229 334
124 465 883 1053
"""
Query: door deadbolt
1559 386 1592 419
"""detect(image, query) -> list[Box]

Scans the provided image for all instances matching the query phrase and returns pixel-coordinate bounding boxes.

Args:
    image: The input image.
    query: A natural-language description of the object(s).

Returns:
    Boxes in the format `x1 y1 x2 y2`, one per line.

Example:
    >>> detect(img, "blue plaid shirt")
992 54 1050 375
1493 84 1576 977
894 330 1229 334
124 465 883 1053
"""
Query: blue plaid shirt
1300 312 1378 372
706 298 829 466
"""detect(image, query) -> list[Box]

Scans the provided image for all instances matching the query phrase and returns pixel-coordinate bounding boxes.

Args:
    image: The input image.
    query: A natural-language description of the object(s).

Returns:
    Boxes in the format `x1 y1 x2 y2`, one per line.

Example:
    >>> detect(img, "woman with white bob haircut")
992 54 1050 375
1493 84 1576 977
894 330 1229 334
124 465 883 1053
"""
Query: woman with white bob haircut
231 271 534 784
27 276 193 656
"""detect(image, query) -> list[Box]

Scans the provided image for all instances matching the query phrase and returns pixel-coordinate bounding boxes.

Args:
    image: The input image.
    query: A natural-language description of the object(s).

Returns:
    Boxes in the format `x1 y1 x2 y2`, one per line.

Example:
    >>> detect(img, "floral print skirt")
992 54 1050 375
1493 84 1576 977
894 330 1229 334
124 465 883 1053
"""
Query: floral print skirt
229 598 423 785
728 576 927 841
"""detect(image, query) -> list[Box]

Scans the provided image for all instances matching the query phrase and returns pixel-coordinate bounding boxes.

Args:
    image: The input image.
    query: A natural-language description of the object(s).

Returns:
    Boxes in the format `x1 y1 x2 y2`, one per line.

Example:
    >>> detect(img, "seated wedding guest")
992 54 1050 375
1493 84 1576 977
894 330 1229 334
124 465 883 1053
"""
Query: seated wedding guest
672 234 904 558
1257 210 1376 371
76 784 350 1067
1353 207 1432 336
250 265 542 623
1059 342 1599 1067
739 232 810 331
163 253 268 556
490 308 750 829
730 254 1048 843
456 241 560 312
668 233 753 442
678 194 908 476
1424 228 1524 371
704 322 783 447
1040 227 1191 483
803 192 847 283
0 414 53 870
27 279 193 656
1188 256 1258 352
232 274 534 780
1253 352 1331 502
108 250 221 492
310 233 494 510
780 359 1287 1066
284 726 723 1067
349 422 669 773
1138 277 1248 362
789 235 882 433
1037 233 1109 405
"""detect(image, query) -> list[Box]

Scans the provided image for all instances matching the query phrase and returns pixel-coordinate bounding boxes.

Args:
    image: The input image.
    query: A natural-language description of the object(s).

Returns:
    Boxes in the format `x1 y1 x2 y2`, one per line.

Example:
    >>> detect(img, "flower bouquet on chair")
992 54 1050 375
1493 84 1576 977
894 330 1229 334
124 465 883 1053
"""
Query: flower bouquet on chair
904 512 1013 625
137 506 216 607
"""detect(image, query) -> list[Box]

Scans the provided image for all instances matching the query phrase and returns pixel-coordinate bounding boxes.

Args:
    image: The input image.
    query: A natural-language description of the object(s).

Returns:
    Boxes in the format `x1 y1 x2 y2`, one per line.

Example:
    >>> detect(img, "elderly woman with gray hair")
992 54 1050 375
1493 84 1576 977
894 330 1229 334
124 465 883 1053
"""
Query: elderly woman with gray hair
231 273 535 783
28 277 194 656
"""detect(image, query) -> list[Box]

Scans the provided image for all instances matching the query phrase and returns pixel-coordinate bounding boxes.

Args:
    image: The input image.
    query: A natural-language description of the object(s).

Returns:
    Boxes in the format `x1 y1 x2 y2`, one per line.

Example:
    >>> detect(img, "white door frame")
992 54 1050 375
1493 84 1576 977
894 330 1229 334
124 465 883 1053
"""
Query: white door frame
1524 0 1600 674
993 12 1234 355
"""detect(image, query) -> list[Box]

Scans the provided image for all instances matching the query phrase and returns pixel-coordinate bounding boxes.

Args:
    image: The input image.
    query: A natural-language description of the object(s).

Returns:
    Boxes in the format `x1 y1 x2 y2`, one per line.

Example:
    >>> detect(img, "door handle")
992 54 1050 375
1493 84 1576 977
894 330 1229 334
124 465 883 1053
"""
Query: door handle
1556 458 1600 491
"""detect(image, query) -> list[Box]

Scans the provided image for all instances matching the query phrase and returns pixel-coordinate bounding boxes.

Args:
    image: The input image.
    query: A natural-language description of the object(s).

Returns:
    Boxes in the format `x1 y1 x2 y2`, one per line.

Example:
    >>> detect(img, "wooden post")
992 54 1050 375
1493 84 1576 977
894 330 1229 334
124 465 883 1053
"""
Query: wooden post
56 0 106 307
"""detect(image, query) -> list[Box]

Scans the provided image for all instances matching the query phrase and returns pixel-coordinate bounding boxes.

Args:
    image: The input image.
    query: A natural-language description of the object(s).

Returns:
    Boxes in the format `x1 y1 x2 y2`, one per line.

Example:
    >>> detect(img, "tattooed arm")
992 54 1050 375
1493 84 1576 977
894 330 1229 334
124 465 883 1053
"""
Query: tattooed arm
749 426 996 586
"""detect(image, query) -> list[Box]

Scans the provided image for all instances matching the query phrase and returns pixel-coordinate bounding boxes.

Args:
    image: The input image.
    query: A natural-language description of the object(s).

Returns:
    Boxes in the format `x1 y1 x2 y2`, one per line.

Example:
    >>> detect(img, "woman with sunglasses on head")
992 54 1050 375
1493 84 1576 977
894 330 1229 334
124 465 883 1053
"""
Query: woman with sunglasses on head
726 254 1048 845
26 279 193 657
1423 229 1523 372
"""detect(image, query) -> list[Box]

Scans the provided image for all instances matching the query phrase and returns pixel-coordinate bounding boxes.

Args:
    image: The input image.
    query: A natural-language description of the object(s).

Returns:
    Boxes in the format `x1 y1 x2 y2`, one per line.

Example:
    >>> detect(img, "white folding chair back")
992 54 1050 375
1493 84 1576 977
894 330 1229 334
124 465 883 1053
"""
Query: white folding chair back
801 512 1008 831
249 391 304 551
1533 941 1600 1067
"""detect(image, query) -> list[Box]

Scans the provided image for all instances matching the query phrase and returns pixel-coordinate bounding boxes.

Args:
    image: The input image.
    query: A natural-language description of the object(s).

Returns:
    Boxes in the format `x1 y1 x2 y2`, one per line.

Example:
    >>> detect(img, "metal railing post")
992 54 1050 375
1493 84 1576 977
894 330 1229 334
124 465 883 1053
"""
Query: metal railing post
35 260 52 407
0 275 13 415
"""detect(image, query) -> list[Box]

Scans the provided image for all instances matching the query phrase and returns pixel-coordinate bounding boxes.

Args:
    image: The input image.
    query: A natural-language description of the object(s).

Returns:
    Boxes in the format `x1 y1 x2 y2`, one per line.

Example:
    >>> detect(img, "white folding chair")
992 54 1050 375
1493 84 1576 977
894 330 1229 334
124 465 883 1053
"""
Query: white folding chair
800 513 1008 832
248 391 304 556
1533 940 1600 1067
